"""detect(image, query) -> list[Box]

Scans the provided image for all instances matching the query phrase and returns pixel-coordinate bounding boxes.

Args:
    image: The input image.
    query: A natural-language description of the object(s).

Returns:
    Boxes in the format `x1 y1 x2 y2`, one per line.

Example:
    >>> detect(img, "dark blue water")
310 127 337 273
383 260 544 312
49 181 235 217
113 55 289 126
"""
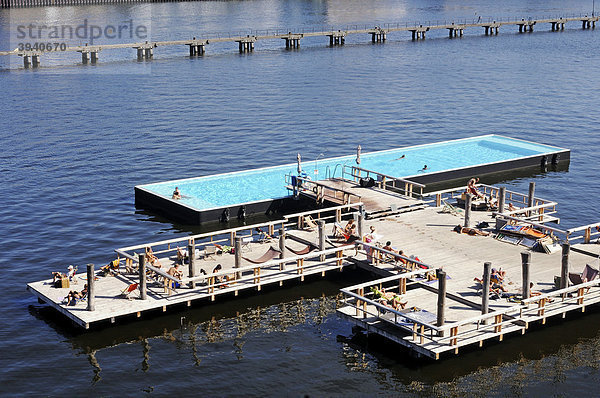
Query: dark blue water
1 0 600 396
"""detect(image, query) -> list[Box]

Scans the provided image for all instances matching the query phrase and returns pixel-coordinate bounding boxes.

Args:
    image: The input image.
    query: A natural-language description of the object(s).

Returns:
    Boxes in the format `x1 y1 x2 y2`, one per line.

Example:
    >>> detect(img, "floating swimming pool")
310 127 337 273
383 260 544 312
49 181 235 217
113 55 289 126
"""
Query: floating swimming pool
135 135 569 224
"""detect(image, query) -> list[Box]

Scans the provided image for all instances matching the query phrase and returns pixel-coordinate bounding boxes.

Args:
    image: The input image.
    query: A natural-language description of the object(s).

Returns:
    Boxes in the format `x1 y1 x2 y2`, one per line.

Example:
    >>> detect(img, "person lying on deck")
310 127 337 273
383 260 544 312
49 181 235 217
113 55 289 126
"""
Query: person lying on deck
65 284 88 306
454 225 490 236
371 287 407 310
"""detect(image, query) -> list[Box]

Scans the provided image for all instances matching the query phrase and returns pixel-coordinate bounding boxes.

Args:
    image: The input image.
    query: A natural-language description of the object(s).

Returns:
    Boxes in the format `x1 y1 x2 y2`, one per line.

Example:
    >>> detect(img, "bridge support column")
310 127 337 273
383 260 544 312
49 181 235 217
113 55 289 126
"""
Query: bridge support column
137 48 144 60
31 54 40 67
82 52 89 63
90 51 98 64
144 48 153 58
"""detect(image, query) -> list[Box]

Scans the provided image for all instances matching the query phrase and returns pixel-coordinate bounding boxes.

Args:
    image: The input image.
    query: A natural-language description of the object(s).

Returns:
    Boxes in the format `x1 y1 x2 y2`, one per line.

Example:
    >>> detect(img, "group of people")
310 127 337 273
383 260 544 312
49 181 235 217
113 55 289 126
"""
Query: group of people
371 286 408 310
52 265 76 285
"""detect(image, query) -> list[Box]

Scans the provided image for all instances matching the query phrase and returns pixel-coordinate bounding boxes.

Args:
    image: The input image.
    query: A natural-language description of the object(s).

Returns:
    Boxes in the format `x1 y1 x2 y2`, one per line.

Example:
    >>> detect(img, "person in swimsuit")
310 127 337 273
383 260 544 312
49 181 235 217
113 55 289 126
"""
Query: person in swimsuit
172 187 182 200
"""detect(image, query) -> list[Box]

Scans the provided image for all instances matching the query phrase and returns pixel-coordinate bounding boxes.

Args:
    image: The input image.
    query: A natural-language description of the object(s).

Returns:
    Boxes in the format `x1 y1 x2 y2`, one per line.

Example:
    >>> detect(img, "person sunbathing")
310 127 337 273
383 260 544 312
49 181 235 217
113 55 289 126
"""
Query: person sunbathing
65 284 88 305
467 178 484 199
146 247 161 268
372 287 407 310
52 265 76 284
176 246 187 264
454 225 490 236
344 219 356 236
474 277 508 293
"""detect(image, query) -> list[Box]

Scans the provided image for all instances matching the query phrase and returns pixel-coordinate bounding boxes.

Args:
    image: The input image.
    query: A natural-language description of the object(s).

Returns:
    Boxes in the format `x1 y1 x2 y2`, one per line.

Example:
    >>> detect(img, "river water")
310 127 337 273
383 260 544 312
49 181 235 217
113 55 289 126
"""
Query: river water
1 0 600 396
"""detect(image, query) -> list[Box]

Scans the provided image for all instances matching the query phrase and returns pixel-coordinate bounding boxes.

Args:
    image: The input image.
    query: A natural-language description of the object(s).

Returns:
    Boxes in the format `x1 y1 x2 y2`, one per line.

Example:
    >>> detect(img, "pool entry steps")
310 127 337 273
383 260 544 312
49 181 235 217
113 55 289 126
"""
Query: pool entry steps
28 177 600 360
135 135 570 225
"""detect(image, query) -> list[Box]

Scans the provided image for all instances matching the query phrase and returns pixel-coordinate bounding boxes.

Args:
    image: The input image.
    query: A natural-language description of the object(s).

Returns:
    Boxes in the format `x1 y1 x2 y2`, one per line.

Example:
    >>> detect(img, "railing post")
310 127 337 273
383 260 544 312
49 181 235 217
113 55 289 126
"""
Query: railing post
139 253 147 300
435 193 441 207
561 243 570 293
482 262 491 322
527 182 536 215
437 269 446 336
357 204 364 238
498 186 506 214
188 243 196 289
235 236 242 280
318 220 326 261
521 251 531 299
278 228 286 259
464 193 472 228
86 263 95 311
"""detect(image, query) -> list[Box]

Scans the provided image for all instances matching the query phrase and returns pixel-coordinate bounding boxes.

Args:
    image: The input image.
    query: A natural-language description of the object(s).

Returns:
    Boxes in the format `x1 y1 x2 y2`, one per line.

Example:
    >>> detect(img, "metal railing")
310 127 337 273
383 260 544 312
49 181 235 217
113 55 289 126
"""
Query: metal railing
342 165 425 199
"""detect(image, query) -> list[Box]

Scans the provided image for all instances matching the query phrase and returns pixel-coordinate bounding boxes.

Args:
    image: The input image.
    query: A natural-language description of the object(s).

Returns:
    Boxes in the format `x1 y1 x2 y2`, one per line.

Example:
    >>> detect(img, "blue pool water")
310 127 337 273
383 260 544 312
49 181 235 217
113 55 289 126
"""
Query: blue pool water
140 135 565 211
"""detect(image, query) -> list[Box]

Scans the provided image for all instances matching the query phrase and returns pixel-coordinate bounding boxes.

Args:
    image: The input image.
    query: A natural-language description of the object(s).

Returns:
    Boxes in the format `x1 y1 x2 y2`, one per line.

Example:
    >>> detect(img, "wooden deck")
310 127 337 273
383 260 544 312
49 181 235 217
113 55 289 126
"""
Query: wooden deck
27 182 600 360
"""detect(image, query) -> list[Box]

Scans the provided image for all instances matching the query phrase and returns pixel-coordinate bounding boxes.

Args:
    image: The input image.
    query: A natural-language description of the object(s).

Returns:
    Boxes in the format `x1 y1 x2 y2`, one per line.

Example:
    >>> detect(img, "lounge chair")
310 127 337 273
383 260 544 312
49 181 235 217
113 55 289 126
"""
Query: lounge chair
204 245 217 260
332 222 349 240
120 283 139 300
569 264 599 285
441 199 463 216
242 247 281 264
304 215 318 231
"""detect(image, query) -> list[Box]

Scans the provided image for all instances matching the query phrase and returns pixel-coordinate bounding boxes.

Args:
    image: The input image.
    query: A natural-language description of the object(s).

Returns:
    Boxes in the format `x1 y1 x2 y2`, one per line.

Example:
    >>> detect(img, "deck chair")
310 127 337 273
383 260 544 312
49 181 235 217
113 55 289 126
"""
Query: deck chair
254 228 273 243
243 247 281 264
304 215 318 231
569 264 599 285
332 222 350 240
120 283 139 300
204 245 217 260
441 199 463 216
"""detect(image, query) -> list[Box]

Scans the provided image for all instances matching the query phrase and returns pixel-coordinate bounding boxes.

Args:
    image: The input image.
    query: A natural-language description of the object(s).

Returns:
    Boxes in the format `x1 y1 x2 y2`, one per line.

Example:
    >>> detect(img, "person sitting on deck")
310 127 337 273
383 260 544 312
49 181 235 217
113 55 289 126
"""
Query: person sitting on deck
64 284 88 306
146 247 161 268
491 268 506 283
454 225 490 236
344 219 356 237
212 264 229 288
166 263 183 289
176 246 187 264
381 241 400 264
172 187 182 200
466 178 485 200
474 277 508 294
52 265 76 284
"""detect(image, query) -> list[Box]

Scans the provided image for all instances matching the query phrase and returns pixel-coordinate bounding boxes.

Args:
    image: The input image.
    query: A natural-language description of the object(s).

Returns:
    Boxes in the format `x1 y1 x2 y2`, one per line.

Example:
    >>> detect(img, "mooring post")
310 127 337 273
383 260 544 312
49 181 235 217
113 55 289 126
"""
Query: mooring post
498 186 506 214
235 236 242 279
521 251 531 300
482 262 491 323
86 263 95 311
188 243 196 289
279 228 286 259
561 243 570 293
527 181 535 215
464 193 472 227
357 204 364 238
139 253 147 300
318 220 326 261
437 269 447 336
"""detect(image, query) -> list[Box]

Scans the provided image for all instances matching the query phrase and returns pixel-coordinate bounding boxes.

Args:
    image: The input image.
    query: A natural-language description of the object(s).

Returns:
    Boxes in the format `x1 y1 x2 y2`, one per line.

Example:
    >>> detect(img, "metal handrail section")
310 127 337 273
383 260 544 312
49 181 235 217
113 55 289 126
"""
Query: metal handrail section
342 165 425 198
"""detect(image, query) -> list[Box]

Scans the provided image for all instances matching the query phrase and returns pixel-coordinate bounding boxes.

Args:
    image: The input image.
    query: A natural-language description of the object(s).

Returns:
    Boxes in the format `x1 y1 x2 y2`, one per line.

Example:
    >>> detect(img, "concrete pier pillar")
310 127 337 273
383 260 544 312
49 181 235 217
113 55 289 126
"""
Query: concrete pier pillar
484 26 489 35
137 48 144 60
239 42 244 52
411 31 416 40
31 54 40 67
189 45 195 56
82 52 89 63
87 263 95 311
144 48 152 58
90 52 98 63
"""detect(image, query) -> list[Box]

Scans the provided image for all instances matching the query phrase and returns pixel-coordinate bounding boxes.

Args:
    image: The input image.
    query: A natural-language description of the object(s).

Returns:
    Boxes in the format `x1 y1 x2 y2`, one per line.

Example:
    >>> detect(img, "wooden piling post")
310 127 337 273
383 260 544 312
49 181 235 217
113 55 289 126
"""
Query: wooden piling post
357 204 364 238
437 269 446 336
139 253 147 300
318 220 326 261
521 251 531 300
482 262 491 321
464 193 472 228
86 263 95 311
235 236 242 280
188 243 196 289
561 243 570 293
498 186 506 213
278 228 286 260
527 182 535 215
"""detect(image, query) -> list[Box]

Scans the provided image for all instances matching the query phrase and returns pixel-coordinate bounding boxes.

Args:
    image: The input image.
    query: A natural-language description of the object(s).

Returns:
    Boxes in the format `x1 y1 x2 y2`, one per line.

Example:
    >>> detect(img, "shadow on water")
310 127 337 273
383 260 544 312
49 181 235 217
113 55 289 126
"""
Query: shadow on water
339 305 600 386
